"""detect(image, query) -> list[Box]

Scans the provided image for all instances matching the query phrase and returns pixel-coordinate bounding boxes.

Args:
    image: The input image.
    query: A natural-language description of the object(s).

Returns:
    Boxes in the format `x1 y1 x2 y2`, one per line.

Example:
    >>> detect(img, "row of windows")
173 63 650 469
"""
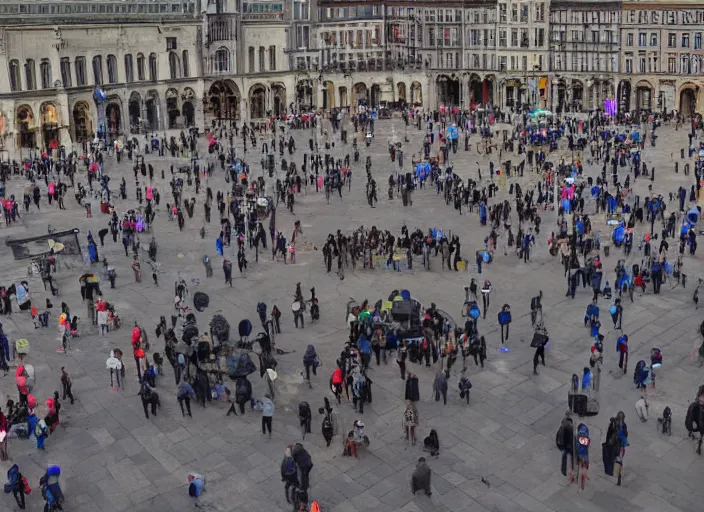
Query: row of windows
623 54 704 75
625 32 704 50
0 2 195 15
498 3 546 24
210 46 277 74
8 51 190 92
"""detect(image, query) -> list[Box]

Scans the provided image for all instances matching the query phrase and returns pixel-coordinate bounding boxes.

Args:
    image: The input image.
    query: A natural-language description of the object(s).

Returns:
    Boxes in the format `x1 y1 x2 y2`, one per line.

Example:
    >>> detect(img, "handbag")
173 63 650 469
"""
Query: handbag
22 476 31 495
530 332 549 348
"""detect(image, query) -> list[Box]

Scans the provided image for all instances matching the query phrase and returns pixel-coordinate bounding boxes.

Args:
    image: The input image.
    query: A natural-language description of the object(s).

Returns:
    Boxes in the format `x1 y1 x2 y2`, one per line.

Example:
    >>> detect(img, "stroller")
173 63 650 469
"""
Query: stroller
237 319 253 349
633 360 650 391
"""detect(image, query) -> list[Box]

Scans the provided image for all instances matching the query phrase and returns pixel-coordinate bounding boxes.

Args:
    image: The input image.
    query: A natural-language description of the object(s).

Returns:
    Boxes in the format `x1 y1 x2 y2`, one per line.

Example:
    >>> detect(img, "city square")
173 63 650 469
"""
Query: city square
0 111 703 512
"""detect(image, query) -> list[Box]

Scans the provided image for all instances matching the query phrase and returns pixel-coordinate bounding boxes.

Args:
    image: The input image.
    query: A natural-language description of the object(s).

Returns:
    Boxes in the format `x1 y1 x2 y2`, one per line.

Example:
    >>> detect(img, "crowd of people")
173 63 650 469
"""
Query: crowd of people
1 100 704 511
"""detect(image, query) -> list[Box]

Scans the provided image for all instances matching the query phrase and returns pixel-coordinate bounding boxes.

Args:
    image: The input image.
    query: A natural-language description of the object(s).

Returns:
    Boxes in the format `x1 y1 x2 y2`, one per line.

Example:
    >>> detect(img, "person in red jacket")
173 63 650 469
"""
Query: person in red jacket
331 367 343 404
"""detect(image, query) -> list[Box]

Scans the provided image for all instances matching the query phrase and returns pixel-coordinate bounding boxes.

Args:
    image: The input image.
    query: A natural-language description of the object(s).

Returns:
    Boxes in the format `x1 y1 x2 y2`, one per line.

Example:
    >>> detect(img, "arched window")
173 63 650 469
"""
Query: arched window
24 59 36 90
75 57 86 86
60 58 72 87
9 60 21 91
248 47 255 73
258 47 265 72
169 52 181 79
137 53 145 81
148 53 158 81
215 47 230 72
92 55 103 85
40 60 52 89
182 50 190 77
269 46 276 71
107 55 118 84
124 54 134 82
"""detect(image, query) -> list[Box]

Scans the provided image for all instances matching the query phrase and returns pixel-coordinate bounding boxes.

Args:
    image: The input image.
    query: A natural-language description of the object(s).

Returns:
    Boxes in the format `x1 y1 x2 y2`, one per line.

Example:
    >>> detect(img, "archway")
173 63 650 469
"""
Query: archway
322 81 335 110
617 80 631 112
296 79 313 110
410 81 422 106
481 76 494 104
166 88 180 129
208 80 241 121
145 91 160 131
436 75 459 106
338 86 348 109
370 84 381 106
468 74 482 106
635 81 653 111
680 85 697 117
271 83 286 117
351 82 368 108
249 84 267 119
105 103 122 139
16 105 36 149
572 81 584 111
128 92 142 134
72 101 92 143
397 82 407 104
40 102 59 149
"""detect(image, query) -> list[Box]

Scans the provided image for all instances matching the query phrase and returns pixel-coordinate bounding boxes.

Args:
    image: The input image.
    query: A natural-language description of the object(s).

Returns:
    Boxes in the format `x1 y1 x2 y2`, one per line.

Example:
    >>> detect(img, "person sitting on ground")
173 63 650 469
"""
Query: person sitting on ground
423 429 440 457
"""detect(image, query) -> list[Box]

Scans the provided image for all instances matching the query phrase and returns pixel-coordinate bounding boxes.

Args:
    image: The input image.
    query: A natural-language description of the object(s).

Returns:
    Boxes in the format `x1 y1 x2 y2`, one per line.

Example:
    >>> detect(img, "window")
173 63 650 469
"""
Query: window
248 47 255 72
25 59 36 90
681 54 690 74
60 58 72 87
668 56 676 73
625 58 632 73
92 56 103 85
638 33 646 46
148 53 157 81
499 56 506 71
511 4 517 22
428 28 435 47
499 4 506 23
107 55 117 83
75 59 86 86
639 57 646 73
182 50 190 77
137 54 145 80
293 0 308 20
668 33 676 47
169 52 180 79
258 47 265 71
9 60 21 91
296 25 310 48
537 28 544 47
124 54 134 82
522 55 527 70
520 5 528 23
651 34 658 47
269 46 276 70
40 59 52 89
511 29 518 47
696 33 702 50
213 48 230 74
682 34 690 48
626 33 633 46
166 37 177 51
499 29 506 47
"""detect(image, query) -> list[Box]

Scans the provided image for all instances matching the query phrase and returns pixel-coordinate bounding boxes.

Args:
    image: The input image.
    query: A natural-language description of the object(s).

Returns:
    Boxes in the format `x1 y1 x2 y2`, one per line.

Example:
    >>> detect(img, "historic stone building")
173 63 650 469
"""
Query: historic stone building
0 0 203 160
5 0 704 159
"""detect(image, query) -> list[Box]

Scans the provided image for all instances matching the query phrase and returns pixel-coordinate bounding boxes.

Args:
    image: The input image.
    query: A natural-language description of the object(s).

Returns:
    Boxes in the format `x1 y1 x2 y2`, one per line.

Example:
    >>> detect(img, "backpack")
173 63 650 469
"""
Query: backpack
282 456 296 476
322 414 333 432
256 302 267 315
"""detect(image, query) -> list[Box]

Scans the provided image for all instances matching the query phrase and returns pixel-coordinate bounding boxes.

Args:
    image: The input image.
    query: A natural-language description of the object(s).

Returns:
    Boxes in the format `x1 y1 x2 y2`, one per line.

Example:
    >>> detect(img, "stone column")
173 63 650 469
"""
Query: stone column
56 88 72 152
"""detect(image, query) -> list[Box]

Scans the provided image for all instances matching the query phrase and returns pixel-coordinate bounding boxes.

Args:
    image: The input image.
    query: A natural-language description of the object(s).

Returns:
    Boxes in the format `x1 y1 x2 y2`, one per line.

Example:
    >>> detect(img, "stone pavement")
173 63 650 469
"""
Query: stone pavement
0 114 703 512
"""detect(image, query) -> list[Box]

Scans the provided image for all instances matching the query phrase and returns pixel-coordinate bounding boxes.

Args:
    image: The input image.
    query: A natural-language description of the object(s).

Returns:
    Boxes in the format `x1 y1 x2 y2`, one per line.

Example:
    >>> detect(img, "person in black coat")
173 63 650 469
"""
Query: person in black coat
291 443 314 490
405 374 420 402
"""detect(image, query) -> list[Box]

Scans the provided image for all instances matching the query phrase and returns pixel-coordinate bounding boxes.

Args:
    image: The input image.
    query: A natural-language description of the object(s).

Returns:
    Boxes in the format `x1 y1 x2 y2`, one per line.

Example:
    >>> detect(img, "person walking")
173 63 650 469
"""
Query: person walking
261 393 274 438
556 412 575 478
396 341 407 379
4 464 27 510
60 367 75 404
533 344 546 374
302 345 318 383
402 400 418 445
177 378 195 417
433 371 448 405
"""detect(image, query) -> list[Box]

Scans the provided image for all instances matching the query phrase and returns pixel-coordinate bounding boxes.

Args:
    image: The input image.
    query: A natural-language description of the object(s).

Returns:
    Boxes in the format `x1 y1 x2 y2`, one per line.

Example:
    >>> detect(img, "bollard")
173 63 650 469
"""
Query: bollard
685 163 690 176
675 162 679 173
681 148 685 159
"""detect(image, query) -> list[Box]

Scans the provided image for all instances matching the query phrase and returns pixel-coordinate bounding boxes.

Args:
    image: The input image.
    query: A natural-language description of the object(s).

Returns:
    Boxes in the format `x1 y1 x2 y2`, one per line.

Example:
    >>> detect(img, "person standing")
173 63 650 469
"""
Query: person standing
396 341 407 380
281 446 300 504
60 367 75 404
556 412 575 478
302 345 318 383
261 393 274 438
402 400 418 445
4 464 26 510
411 457 432 496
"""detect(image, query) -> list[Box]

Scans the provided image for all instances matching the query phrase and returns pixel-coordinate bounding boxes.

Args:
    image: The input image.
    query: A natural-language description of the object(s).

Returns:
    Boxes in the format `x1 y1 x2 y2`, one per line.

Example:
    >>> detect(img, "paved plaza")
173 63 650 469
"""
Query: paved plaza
0 114 703 512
